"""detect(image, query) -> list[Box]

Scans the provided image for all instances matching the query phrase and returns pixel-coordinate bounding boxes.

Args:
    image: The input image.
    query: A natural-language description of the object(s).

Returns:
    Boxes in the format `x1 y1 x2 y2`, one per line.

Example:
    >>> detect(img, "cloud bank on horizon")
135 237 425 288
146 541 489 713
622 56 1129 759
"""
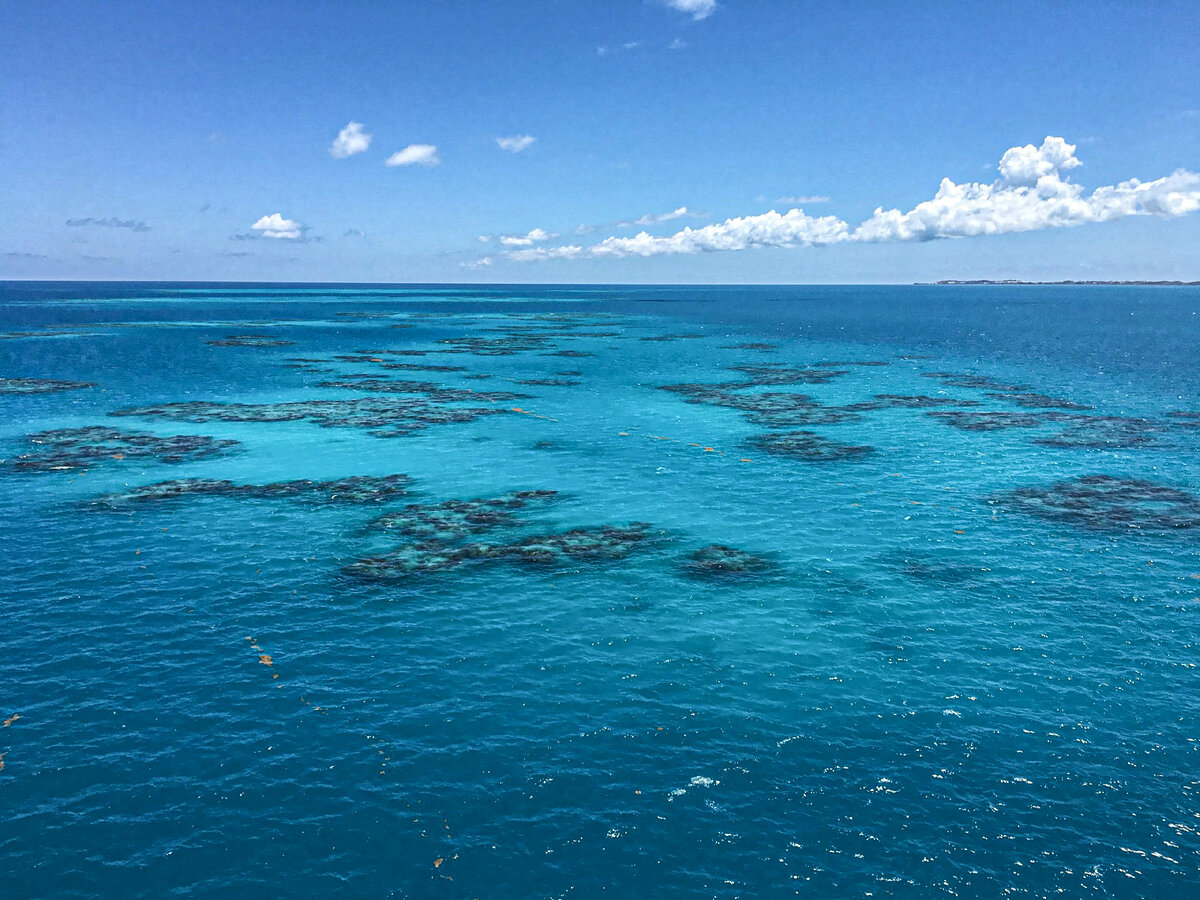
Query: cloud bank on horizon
474 137 1200 265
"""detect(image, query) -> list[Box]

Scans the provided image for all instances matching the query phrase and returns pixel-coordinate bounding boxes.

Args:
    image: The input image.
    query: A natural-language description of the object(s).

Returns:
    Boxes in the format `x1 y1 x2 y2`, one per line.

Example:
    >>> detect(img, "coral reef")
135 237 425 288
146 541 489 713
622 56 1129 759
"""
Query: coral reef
0 377 96 394
991 475 1200 531
14 426 239 472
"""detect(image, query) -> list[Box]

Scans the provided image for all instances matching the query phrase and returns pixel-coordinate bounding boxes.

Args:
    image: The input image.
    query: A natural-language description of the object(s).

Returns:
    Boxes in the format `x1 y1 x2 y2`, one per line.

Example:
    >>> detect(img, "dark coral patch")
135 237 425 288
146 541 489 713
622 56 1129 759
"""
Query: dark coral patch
727 365 847 385
111 397 509 438
345 522 656 579
370 491 559 542
927 410 1049 431
317 378 530 403
985 391 1092 411
207 334 295 348
0 377 97 395
990 475 1200 531
1033 417 1160 449
873 394 981 409
1167 411 1200 429
922 372 1031 392
14 426 239 472
748 430 874 462
92 474 412 507
681 544 775 579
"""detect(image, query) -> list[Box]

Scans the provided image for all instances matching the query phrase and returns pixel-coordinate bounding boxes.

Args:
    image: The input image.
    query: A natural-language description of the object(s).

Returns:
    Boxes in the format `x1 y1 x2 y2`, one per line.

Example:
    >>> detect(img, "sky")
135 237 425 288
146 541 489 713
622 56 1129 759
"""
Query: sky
2 0 1198 284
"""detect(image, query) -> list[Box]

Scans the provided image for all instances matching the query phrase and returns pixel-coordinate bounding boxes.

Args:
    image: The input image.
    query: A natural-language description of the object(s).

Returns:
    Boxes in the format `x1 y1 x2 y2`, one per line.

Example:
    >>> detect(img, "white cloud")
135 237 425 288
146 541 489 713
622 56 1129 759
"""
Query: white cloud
461 256 493 269
854 136 1200 242
778 195 830 204
329 121 371 158
630 206 697 226
472 136 1200 265
498 227 557 247
386 144 440 167
496 135 536 153
668 38 688 50
664 0 717 20
251 213 307 240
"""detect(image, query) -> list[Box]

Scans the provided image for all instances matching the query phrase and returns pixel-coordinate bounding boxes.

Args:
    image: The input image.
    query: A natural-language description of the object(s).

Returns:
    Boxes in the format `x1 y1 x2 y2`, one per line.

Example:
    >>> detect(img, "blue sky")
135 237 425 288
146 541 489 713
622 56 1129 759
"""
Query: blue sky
2 0 1197 283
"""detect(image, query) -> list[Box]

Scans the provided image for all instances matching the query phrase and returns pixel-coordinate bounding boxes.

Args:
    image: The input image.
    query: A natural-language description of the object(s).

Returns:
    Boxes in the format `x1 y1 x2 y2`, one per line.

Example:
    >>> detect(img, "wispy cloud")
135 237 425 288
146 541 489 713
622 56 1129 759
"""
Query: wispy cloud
386 144 440 167
66 217 151 233
330 121 371 158
471 136 1200 264
4 251 48 260
778 195 830 204
496 135 537 153
342 228 365 239
461 256 493 269
663 0 718 20
497 227 557 247
668 38 688 50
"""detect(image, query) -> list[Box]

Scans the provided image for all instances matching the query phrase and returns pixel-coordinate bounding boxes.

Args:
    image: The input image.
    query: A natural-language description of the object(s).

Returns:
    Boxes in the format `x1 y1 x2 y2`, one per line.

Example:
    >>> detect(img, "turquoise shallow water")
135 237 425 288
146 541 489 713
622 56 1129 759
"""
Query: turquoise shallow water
1 282 1199 898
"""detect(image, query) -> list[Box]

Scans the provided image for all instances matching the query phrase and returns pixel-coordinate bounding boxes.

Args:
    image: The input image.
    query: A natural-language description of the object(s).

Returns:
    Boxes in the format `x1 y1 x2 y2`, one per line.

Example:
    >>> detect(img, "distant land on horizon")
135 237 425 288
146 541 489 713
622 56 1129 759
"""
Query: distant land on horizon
922 279 1200 286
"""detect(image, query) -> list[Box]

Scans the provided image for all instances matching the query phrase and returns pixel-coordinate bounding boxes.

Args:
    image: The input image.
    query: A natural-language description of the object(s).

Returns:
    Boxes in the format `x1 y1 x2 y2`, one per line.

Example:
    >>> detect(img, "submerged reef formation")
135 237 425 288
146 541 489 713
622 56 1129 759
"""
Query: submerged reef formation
91 474 412 507
110 396 509 438
0 377 96 394
346 490 658 579
1032 416 1159 449
681 544 775 579
317 378 529 403
991 475 1200 531
14 426 239 472
370 491 560 542
207 334 295 348
872 394 981 409
748 430 875 462
346 523 657 579
927 411 1049 432
985 391 1093 411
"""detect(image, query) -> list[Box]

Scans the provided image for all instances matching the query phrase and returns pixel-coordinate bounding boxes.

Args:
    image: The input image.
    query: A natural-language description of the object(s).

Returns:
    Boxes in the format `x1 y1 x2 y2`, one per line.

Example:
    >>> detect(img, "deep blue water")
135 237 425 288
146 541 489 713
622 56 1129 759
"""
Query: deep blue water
2 282 1198 898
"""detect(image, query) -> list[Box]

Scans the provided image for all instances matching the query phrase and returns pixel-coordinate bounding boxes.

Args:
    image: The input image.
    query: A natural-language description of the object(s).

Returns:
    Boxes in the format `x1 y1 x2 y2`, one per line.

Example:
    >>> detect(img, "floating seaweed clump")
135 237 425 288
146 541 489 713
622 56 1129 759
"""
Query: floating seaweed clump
991 475 1200 531
370 491 559 542
345 522 657 578
748 430 875 462
111 396 509 438
681 544 775 579
14 426 239 472
0 377 96 394
207 334 295 348
92 473 412 507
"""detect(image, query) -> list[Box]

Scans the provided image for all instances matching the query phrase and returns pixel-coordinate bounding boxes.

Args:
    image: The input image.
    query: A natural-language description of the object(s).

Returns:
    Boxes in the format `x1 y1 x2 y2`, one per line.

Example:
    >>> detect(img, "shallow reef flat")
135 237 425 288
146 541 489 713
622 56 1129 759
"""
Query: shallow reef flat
13 426 239 472
0 377 97 394
990 475 1200 531
91 474 412 507
110 396 509 437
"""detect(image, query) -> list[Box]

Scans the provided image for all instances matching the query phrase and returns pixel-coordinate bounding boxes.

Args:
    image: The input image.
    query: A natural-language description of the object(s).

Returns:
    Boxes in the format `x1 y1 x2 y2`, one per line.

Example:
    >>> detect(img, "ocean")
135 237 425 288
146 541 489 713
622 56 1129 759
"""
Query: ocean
1 281 1198 897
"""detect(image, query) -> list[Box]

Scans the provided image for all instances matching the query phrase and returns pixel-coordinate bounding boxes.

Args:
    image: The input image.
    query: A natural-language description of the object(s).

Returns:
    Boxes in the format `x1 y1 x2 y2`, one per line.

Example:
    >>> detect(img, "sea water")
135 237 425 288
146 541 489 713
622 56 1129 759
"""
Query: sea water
1 282 1198 897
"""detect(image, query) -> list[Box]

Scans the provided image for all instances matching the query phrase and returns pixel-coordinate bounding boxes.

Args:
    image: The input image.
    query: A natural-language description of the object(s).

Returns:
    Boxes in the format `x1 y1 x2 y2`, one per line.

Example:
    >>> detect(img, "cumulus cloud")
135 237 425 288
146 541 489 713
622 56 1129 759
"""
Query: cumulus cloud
66 217 150 232
664 0 717 20
386 144 440 167
475 136 1200 265
251 213 307 240
330 121 371 158
497 135 536 153
854 136 1200 242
